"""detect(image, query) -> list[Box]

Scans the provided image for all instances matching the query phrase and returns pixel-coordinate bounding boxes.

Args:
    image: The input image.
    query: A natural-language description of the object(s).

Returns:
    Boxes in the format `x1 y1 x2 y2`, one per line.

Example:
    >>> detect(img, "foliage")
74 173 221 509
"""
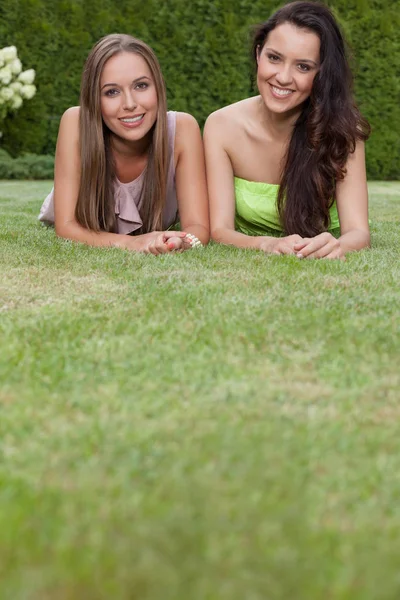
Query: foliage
0 0 398 178
0 149 54 179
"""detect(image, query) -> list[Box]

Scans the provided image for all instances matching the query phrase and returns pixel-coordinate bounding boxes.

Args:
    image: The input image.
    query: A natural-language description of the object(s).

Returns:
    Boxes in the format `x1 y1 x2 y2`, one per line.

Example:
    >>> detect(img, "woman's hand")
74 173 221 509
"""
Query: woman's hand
127 231 190 255
293 232 345 260
259 234 304 255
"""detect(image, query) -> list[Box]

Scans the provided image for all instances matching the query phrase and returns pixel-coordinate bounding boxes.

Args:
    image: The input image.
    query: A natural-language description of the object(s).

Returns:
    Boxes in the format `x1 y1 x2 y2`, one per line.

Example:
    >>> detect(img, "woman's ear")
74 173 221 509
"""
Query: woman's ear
256 44 261 64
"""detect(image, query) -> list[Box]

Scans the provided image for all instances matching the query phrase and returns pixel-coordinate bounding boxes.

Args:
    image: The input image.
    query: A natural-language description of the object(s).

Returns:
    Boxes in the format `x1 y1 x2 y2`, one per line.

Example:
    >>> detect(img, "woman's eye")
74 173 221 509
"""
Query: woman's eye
267 54 280 62
105 88 119 96
298 63 311 72
135 82 148 90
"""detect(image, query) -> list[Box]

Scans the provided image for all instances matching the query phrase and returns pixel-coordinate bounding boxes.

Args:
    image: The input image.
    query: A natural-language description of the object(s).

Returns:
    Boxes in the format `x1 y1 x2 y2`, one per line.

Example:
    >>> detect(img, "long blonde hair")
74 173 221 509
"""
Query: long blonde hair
75 34 168 233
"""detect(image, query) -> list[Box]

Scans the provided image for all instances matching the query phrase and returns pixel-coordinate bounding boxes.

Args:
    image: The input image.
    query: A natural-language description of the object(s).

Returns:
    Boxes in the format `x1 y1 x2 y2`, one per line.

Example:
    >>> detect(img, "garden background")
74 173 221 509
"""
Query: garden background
0 0 399 179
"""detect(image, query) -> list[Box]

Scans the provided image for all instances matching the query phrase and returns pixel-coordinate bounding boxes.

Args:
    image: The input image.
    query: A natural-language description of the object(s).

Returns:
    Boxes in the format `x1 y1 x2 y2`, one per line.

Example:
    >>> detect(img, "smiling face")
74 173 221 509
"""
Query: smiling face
257 22 320 117
100 51 158 144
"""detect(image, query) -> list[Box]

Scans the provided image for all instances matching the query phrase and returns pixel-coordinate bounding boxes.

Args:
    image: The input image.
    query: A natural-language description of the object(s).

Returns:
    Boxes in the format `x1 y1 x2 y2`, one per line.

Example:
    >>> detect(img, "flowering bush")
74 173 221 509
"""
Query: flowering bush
0 46 36 131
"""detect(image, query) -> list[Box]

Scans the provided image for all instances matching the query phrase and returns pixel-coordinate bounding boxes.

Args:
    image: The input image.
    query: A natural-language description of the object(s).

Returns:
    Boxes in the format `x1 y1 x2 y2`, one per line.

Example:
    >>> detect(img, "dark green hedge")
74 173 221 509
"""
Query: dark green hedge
0 0 399 178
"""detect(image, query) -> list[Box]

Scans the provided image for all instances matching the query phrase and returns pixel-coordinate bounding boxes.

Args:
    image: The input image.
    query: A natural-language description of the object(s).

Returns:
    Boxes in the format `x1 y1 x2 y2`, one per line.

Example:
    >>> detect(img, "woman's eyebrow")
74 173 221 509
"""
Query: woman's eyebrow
265 47 284 57
265 46 318 66
101 75 151 90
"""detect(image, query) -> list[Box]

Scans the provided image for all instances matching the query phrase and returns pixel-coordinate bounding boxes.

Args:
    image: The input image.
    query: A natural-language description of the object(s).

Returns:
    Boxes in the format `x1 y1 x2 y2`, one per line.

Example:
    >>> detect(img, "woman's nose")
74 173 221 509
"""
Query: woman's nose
122 91 137 110
275 63 293 86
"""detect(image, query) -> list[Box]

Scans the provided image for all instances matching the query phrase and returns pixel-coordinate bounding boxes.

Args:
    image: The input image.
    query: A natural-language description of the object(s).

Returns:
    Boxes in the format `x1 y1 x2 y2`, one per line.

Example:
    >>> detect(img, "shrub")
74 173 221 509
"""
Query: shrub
17 153 54 179
0 148 11 160
0 152 54 179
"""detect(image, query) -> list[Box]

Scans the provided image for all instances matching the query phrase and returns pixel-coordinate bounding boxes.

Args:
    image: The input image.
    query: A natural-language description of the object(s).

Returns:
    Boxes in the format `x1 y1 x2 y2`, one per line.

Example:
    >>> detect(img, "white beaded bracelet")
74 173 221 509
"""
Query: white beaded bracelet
185 233 203 248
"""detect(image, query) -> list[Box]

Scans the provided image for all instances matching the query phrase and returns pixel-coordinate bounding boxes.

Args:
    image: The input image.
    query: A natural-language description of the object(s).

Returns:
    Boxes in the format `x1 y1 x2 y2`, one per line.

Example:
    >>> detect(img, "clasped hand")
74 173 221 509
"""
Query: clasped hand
261 232 345 260
135 231 193 255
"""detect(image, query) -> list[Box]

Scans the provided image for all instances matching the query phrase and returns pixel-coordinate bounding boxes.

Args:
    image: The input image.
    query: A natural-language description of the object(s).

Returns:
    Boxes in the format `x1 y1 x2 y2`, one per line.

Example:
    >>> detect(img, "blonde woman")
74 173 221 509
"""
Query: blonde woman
39 34 209 254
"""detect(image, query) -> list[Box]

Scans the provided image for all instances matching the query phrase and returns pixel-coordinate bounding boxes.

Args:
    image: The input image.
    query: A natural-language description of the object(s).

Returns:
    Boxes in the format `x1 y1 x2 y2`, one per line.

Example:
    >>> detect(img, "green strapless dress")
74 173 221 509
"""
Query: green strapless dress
234 177 340 237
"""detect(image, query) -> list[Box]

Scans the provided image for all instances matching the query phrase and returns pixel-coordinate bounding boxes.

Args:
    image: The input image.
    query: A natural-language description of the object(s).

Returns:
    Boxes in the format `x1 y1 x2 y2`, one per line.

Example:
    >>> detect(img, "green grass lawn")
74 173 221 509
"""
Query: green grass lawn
1 181 400 599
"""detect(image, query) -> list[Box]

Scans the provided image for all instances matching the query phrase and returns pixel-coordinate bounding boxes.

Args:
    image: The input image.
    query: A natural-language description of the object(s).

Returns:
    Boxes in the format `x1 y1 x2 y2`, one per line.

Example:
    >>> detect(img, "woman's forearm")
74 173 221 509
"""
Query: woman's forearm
211 227 275 250
339 229 370 253
55 220 143 250
182 223 210 245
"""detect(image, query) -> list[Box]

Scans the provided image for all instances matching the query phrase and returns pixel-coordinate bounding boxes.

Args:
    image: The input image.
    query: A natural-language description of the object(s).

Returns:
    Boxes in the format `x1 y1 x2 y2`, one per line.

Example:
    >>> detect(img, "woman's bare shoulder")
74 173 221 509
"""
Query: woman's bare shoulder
206 97 258 125
56 107 80 148
175 111 200 134
59 106 80 129
174 112 202 158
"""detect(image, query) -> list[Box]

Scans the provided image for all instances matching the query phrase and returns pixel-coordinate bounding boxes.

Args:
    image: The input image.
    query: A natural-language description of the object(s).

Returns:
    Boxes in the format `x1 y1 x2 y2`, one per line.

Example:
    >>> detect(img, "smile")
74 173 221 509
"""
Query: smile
120 114 145 123
270 85 294 98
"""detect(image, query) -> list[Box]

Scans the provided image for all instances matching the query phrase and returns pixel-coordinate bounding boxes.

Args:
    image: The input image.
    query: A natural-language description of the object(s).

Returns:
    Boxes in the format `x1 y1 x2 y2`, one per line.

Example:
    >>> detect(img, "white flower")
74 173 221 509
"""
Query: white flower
2 46 18 62
20 84 36 100
0 66 12 85
11 94 23 110
0 87 14 101
10 58 22 75
18 68 35 85
10 81 23 93
0 46 36 122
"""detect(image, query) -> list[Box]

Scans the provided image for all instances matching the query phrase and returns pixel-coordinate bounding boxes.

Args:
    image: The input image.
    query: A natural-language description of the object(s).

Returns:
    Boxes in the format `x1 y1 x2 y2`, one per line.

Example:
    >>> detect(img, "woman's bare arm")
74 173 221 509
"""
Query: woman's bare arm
294 141 370 259
174 112 210 245
336 141 370 252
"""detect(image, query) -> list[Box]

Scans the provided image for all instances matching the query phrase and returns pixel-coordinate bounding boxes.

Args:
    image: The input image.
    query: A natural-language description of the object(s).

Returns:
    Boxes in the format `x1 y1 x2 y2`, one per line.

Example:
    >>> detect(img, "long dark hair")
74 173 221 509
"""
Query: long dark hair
252 1 370 237
76 34 168 233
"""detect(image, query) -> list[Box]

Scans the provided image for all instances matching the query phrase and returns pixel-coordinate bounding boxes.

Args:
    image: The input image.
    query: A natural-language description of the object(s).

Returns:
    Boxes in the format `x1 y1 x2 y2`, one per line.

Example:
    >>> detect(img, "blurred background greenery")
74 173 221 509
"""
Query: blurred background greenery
0 0 399 179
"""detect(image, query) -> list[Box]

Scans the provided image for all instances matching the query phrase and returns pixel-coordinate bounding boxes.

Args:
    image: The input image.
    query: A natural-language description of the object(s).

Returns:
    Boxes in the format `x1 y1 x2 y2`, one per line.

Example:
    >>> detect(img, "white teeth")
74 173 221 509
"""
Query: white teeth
121 115 144 123
272 86 293 97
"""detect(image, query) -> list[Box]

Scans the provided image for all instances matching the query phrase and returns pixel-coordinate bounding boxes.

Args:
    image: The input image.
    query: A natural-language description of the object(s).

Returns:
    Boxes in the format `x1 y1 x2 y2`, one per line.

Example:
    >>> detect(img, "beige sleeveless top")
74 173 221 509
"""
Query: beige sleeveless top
38 111 179 234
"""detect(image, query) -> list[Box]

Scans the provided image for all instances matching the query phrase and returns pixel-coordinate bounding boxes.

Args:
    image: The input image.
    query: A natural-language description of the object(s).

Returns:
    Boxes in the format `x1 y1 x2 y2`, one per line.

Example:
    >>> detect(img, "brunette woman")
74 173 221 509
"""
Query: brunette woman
40 34 209 254
204 1 370 259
